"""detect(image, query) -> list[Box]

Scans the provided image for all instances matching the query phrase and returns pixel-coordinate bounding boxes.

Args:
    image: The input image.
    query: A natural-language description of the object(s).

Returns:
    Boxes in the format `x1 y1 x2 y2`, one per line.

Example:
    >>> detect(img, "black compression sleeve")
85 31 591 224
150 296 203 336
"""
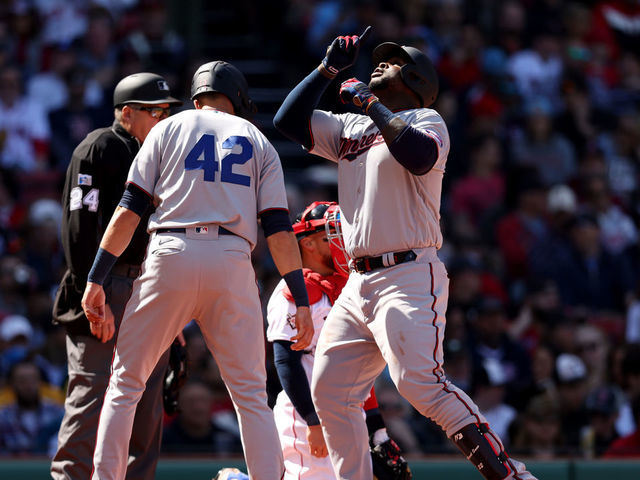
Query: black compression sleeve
273 340 320 426
273 69 333 150
366 102 439 175
365 408 386 436
119 183 151 217
260 209 293 237
388 125 439 175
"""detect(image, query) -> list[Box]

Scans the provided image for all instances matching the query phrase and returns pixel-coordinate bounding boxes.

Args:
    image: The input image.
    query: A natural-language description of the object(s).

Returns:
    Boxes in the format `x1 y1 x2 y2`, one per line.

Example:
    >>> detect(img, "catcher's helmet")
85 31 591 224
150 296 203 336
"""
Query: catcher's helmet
292 201 336 239
372 42 439 108
190 61 257 119
113 72 182 108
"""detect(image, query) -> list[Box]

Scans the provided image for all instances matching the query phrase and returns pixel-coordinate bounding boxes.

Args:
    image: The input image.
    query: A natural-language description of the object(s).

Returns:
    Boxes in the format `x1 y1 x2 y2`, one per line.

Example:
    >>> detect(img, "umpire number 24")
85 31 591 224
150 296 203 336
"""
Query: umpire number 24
184 134 252 186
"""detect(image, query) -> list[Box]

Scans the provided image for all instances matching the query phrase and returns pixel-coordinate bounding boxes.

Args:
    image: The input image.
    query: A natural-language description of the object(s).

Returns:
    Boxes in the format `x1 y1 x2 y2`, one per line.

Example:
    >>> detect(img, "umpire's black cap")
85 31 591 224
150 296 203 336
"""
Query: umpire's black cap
113 72 182 107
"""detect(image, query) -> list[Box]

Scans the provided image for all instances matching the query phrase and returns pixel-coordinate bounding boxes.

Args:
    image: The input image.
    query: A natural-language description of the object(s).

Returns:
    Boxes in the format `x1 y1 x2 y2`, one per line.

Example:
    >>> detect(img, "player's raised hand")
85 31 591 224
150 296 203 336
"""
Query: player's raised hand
339 78 378 112
82 282 106 325
321 25 372 77
290 306 313 351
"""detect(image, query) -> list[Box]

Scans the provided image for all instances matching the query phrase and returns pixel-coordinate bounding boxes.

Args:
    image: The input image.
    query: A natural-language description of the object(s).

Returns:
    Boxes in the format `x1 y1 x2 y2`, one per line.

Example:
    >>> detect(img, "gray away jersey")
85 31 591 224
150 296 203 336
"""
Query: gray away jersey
309 108 450 259
127 109 288 249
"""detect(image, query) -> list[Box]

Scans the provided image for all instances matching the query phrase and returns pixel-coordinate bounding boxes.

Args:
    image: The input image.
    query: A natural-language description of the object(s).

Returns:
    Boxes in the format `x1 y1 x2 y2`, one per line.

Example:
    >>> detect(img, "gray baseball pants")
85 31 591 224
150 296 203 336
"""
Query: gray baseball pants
311 247 537 480
51 271 169 480
91 227 284 480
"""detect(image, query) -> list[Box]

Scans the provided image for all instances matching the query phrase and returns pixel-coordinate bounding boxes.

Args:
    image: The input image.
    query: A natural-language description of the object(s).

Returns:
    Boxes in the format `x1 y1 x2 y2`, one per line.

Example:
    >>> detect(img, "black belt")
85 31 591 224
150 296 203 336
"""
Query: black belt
352 250 417 274
111 263 141 279
156 226 235 236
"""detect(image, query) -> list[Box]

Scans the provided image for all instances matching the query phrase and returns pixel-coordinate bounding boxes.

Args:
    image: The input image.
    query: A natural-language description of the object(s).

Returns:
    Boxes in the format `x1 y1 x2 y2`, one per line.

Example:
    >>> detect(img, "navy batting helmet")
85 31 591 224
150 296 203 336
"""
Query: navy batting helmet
190 61 257 119
113 72 182 108
372 43 439 108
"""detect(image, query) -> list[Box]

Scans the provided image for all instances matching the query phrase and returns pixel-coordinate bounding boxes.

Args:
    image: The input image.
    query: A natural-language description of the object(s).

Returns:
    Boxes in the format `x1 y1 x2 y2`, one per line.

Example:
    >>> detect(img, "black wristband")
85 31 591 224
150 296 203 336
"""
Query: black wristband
87 248 118 285
283 269 309 307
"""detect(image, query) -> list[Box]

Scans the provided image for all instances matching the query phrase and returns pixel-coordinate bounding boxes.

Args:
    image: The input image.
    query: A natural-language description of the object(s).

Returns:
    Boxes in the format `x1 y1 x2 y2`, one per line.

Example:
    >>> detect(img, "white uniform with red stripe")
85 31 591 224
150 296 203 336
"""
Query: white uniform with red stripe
267 279 336 480
308 108 534 480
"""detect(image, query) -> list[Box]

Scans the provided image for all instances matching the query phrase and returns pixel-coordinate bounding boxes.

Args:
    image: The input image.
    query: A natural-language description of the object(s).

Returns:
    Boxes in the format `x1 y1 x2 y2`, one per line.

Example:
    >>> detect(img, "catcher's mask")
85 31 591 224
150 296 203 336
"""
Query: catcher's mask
292 201 335 239
324 204 350 277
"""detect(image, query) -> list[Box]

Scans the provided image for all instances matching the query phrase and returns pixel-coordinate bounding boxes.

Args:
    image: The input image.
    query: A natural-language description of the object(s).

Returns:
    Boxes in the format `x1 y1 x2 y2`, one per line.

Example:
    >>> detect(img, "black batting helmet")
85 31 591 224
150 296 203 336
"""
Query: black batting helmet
113 72 182 108
190 61 257 119
372 43 439 108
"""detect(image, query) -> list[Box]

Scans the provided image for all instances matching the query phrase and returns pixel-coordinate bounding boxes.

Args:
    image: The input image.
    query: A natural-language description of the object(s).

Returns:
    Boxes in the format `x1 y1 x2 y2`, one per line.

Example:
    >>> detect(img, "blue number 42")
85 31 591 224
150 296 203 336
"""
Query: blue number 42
184 134 252 186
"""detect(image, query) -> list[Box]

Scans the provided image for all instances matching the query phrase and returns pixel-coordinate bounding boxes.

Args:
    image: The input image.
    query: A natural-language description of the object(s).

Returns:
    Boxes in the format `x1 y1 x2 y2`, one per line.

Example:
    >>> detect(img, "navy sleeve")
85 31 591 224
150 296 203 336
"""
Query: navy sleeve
273 340 320 426
119 182 152 217
366 102 439 176
365 408 386 436
273 69 333 151
388 126 439 175
260 209 293 237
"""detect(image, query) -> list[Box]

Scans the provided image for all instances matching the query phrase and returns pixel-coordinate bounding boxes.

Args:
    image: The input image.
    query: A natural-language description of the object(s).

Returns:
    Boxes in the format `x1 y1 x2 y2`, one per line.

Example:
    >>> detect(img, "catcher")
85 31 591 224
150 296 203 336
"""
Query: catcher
265 202 411 480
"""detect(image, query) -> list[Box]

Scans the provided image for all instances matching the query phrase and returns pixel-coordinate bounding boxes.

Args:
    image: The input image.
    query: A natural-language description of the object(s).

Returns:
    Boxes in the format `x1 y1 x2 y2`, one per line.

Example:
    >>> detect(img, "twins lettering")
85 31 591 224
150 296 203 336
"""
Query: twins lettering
338 131 384 161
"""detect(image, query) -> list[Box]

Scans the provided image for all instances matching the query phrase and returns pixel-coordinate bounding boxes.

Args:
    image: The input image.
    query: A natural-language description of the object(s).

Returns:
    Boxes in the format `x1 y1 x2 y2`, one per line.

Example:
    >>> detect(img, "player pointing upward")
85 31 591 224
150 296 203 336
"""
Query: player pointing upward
82 60 313 480
274 27 539 480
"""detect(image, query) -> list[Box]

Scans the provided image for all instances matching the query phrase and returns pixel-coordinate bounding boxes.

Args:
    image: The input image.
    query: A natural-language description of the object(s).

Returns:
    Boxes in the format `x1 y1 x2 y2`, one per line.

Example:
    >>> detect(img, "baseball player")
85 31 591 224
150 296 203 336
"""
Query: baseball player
51 72 181 480
267 201 410 480
81 61 313 480
273 27 539 480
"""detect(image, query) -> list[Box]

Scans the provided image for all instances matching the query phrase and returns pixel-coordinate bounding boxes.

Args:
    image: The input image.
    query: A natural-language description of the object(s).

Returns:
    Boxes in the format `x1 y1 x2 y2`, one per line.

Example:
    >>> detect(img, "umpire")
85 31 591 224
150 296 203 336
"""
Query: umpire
51 73 182 480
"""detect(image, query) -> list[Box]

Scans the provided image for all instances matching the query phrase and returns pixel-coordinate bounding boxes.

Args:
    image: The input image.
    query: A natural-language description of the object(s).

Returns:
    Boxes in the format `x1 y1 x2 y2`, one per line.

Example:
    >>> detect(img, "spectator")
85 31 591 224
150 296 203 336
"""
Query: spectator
449 133 505 243
575 324 611 392
470 358 517 445
506 29 564 110
604 394 640 458
538 213 635 312
0 360 64 455
0 64 50 172
495 172 549 298
468 296 533 410
162 380 242 455
511 393 563 459
580 385 623 457
580 174 638 255
509 97 577 187
554 353 591 454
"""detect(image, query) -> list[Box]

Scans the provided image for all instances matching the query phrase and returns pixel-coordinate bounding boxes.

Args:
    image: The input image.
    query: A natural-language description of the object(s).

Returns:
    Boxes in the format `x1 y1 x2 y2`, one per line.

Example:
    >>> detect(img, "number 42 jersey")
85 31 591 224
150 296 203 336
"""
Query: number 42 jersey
128 108 289 249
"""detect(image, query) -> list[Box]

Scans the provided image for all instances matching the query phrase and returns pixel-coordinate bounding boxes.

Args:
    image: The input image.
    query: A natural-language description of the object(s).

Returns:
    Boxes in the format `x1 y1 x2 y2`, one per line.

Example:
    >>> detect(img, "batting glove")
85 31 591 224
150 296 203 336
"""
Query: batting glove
339 78 379 113
321 26 371 76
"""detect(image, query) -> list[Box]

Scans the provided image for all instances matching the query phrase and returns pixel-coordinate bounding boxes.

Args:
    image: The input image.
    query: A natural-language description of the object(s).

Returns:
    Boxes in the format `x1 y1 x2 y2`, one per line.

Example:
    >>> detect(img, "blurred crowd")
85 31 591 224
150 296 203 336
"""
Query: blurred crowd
0 0 640 461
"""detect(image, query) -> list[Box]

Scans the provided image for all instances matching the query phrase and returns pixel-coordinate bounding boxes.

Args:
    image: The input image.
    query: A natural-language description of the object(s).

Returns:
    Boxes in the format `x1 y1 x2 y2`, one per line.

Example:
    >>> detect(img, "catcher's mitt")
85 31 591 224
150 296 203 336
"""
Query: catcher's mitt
371 438 412 480
163 339 188 415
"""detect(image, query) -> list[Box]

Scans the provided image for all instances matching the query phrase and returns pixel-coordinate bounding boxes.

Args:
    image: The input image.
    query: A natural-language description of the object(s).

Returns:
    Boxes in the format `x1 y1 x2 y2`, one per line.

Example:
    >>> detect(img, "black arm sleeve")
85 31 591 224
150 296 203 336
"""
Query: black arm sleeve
273 69 333 151
388 125 439 175
273 340 320 426
367 101 439 176
260 209 293 237
119 182 152 217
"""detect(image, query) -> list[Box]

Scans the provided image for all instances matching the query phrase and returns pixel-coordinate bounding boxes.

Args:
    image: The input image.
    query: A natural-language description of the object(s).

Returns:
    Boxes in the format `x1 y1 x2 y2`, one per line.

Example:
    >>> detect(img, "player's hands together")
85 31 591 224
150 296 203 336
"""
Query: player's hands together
82 281 107 325
307 424 328 457
339 78 379 112
290 306 313 351
321 26 372 77
90 304 115 342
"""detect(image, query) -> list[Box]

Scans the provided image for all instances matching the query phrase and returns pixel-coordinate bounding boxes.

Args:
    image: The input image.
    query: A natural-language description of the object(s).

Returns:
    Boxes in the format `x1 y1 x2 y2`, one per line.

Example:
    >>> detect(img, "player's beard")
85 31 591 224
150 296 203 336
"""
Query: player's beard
369 75 389 94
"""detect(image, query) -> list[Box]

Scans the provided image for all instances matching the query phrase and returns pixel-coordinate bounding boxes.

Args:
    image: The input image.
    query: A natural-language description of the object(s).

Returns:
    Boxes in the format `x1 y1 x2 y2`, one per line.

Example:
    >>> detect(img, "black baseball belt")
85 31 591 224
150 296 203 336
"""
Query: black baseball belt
111 263 142 279
351 250 417 274
156 226 235 236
